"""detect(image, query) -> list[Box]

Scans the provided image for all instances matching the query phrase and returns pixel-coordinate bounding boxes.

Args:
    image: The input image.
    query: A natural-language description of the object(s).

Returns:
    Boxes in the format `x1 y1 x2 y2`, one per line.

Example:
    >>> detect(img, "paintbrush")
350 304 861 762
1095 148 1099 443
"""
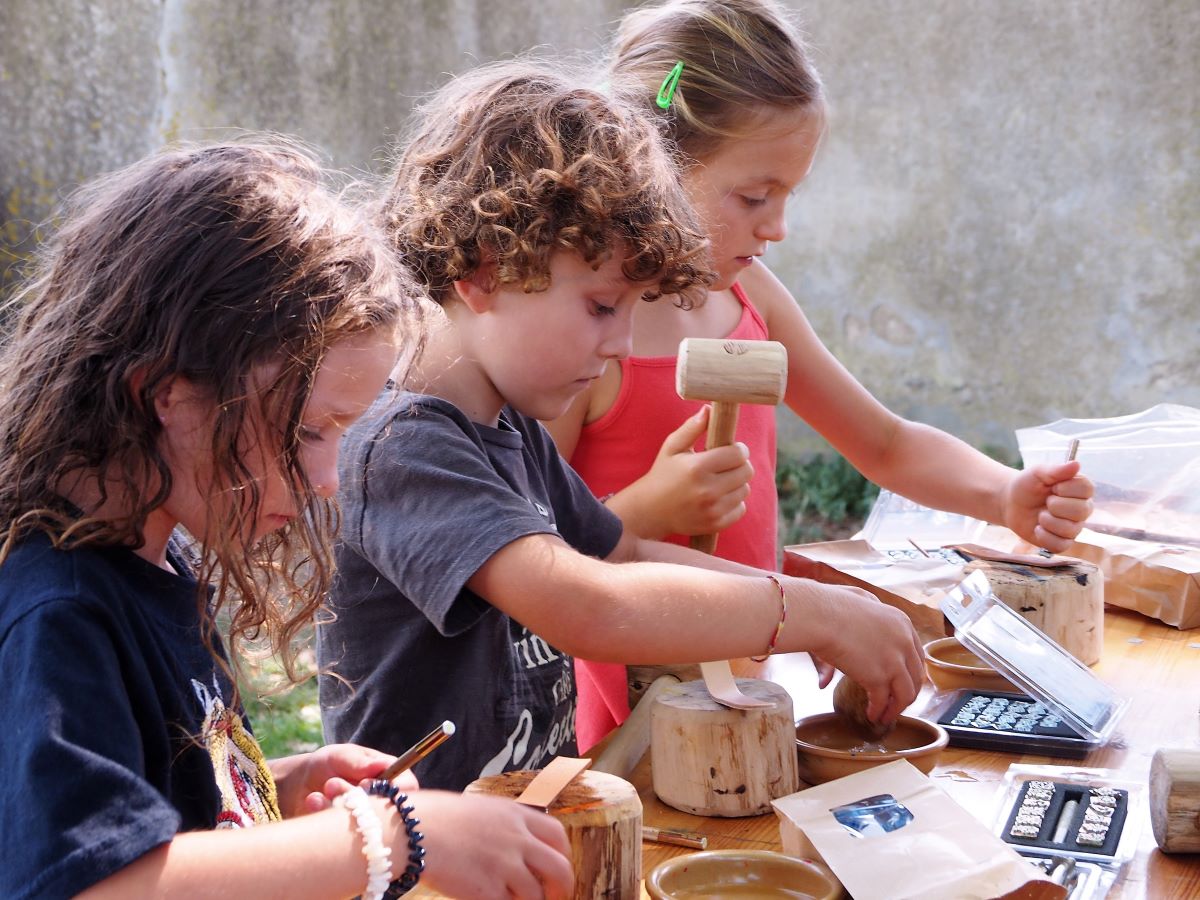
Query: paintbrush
380 720 455 781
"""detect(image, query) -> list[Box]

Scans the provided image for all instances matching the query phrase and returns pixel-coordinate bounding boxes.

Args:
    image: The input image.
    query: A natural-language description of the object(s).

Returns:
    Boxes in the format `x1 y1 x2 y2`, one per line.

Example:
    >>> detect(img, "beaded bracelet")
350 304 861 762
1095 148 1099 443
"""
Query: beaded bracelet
367 779 426 898
335 786 393 900
750 574 788 662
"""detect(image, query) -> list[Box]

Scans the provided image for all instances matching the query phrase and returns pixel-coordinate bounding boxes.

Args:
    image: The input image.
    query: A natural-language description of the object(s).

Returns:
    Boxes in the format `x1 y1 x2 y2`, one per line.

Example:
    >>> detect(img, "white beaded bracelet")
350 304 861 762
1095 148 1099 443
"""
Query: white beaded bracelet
336 786 393 900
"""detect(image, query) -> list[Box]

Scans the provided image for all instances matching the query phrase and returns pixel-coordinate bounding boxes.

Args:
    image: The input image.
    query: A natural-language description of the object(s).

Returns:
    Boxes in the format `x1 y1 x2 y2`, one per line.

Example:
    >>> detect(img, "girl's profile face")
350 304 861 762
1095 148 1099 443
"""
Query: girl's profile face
683 107 825 291
156 327 398 549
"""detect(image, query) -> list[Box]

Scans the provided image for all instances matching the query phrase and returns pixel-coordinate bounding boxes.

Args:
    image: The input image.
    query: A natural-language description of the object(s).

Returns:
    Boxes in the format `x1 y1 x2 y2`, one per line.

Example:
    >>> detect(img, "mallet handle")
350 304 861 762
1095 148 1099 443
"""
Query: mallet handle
689 400 740 554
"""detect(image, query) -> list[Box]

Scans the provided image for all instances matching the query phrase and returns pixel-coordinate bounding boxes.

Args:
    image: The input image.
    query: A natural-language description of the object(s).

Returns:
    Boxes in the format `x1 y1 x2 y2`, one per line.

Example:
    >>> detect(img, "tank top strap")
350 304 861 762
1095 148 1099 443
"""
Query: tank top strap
729 281 770 341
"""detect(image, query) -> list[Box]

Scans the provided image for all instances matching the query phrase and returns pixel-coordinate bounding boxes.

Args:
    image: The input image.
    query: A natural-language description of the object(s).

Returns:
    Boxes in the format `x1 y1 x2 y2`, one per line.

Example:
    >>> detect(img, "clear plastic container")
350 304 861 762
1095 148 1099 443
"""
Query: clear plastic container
993 764 1142 873
939 570 1128 751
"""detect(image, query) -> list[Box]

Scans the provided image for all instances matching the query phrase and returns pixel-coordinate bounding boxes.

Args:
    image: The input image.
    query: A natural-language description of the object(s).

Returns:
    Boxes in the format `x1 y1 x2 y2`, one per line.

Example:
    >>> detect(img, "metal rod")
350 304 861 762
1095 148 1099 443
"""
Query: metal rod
907 537 932 558
1052 798 1079 844
380 720 455 781
642 825 708 849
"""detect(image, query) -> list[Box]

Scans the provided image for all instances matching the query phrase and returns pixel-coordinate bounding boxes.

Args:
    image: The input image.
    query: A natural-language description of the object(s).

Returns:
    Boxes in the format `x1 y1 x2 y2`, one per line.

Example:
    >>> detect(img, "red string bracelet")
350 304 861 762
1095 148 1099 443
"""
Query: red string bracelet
750 573 788 662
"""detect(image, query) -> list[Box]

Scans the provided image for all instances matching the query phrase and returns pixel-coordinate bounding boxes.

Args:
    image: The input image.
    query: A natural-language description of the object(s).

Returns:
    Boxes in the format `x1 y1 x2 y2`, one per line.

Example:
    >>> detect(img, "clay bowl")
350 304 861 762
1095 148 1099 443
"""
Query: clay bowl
923 636 1015 693
646 849 843 900
795 713 948 785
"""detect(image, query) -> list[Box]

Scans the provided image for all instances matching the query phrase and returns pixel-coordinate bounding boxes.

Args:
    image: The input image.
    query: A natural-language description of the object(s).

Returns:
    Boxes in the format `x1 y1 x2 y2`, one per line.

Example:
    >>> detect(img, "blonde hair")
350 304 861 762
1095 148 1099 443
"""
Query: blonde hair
0 138 416 680
383 59 713 308
611 0 824 161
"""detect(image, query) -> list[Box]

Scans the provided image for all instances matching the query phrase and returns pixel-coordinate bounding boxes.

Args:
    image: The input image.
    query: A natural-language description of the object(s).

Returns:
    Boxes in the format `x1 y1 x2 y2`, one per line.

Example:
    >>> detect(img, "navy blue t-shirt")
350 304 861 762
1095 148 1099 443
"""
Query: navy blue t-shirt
0 533 278 899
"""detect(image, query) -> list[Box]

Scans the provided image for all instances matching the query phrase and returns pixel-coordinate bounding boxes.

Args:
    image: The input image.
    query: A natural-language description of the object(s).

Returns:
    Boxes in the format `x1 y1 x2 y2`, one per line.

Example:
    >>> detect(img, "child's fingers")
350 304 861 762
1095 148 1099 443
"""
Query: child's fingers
303 790 333 813
1031 460 1085 489
1051 475 1093 499
523 806 572 856
321 776 355 799
524 839 575 899
1044 493 1093 524
659 406 711 455
1034 518 1081 552
689 443 751 479
811 655 835 688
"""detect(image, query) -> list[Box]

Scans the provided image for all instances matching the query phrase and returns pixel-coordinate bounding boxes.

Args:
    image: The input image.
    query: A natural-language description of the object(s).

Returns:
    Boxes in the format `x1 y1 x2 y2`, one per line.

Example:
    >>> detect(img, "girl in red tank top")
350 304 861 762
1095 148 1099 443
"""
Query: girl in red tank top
546 0 1095 750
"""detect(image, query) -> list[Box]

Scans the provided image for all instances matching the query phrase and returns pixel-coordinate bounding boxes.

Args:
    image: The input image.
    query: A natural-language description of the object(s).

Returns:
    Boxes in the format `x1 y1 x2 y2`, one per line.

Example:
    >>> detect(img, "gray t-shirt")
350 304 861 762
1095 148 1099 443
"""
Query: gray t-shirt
318 393 623 790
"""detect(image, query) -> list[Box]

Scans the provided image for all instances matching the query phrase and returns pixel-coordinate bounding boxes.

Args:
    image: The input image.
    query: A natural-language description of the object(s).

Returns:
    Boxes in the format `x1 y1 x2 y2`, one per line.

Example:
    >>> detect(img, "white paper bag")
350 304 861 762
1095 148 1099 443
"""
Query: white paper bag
772 760 1065 900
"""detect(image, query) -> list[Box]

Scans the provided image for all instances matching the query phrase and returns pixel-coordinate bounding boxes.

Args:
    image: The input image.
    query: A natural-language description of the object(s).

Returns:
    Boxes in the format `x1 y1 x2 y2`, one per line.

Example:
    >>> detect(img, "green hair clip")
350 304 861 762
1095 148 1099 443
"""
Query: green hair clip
656 61 684 109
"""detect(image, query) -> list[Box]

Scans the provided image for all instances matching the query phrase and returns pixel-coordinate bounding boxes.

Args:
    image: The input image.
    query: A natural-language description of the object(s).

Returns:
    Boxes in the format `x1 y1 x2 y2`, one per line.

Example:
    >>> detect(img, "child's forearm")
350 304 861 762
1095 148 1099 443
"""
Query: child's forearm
860 419 1015 524
75 801 400 900
478 533 833 663
612 530 768 576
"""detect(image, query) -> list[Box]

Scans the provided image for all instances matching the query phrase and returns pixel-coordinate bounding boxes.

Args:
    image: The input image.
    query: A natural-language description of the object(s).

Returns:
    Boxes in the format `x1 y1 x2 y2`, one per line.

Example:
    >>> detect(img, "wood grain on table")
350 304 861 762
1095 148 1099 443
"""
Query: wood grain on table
413 606 1200 898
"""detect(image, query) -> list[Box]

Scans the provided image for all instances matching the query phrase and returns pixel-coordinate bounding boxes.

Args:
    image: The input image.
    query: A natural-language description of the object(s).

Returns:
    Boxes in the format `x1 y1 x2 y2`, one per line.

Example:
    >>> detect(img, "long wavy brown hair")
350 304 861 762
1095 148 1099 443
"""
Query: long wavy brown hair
0 138 417 680
382 59 714 308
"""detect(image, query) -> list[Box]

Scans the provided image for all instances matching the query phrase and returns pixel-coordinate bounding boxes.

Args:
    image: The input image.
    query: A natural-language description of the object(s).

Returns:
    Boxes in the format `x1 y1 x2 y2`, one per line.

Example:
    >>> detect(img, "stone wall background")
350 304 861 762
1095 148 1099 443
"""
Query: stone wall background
2 0 1196 455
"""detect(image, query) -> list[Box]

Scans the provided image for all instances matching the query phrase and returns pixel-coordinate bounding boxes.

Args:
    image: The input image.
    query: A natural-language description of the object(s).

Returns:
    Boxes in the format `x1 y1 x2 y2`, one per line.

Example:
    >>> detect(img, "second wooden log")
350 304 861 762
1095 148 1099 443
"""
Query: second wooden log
650 677 798 817
464 768 642 899
964 557 1104 665
1150 748 1200 853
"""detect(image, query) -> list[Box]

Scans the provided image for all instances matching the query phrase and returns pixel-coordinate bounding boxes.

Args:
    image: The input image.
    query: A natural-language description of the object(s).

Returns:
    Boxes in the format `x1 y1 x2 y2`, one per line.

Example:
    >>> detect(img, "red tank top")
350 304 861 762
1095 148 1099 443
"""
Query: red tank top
570 282 778 567
570 283 778 751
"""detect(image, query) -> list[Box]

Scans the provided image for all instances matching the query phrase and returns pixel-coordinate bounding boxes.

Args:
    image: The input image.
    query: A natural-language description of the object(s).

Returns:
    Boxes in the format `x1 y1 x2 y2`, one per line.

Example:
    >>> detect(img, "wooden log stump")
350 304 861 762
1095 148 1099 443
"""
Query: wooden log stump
1150 748 1200 853
964 557 1104 665
464 769 642 898
650 678 798 817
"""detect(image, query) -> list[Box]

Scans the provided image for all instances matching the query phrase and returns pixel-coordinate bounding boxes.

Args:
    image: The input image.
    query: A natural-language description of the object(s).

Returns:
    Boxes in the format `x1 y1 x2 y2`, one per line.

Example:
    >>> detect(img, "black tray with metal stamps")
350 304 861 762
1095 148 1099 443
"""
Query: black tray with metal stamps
934 571 1128 759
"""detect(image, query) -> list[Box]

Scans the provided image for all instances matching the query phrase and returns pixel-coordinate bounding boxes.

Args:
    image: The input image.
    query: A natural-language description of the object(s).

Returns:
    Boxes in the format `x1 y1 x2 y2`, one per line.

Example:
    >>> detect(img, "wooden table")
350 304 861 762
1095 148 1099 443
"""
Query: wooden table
627 607 1200 898
414 606 1199 898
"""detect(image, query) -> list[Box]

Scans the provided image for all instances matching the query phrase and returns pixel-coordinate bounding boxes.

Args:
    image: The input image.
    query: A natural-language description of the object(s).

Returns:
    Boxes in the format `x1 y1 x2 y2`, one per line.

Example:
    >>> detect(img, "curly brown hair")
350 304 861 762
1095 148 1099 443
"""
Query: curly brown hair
0 138 418 681
381 60 713 308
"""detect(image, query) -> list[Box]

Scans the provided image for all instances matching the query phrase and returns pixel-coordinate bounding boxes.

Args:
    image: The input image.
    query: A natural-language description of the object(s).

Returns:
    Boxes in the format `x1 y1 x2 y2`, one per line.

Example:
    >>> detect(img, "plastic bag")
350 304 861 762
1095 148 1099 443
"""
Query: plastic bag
1016 403 1200 547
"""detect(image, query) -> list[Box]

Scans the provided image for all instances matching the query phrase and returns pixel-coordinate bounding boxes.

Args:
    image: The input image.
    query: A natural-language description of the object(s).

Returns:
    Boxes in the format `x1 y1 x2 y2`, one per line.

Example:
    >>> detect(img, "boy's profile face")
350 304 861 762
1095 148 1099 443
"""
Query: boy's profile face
454 249 645 422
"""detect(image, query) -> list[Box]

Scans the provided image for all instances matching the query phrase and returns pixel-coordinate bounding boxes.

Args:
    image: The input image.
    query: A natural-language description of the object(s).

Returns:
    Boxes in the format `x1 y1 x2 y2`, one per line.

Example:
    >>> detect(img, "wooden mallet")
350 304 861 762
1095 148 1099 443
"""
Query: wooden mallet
676 337 788 555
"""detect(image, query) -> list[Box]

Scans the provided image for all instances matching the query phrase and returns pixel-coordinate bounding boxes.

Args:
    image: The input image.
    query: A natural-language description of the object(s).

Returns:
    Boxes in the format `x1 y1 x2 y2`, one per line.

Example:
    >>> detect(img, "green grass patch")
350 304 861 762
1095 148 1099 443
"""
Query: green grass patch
239 643 322 759
777 452 879 546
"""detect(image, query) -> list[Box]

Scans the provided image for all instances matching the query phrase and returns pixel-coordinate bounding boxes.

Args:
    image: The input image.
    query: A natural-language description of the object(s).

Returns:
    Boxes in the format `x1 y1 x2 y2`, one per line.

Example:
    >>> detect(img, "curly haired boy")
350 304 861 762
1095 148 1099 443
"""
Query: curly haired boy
318 61 924 791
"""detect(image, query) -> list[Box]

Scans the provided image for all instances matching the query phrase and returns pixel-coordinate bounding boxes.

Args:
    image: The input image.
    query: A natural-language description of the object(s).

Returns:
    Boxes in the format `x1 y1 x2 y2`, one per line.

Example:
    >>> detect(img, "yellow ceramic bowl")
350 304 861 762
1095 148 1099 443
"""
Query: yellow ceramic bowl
645 849 843 900
794 713 948 785
923 636 1015 693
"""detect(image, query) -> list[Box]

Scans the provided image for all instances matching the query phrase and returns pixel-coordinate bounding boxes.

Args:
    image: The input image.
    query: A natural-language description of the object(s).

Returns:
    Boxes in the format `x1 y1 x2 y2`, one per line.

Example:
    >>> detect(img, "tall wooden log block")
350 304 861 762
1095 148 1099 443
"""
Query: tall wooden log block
1150 748 1200 854
965 557 1104 664
464 769 642 898
650 678 798 817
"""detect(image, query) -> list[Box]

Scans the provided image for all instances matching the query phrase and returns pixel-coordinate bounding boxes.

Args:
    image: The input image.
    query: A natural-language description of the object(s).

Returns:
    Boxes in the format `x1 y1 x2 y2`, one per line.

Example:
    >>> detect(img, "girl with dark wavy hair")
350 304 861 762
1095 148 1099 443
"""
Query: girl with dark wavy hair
0 139 572 900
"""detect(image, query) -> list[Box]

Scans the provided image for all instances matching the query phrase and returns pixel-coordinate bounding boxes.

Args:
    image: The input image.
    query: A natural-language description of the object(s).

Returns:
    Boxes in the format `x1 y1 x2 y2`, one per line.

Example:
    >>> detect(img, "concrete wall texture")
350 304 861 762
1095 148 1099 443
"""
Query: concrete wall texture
2 0 1196 455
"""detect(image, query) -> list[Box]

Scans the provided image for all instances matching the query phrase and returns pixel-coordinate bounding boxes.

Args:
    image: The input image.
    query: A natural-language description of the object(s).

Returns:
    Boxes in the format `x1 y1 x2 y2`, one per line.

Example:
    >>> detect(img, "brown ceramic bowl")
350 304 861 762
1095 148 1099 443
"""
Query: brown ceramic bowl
794 713 948 784
923 636 1015 693
645 849 843 900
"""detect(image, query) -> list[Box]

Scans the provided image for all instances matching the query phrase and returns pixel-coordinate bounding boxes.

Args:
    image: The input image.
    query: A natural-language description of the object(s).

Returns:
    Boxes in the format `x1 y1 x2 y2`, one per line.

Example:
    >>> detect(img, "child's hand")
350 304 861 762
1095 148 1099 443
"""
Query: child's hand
1002 461 1094 552
410 790 574 899
807 583 925 727
271 744 420 816
633 406 754 538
